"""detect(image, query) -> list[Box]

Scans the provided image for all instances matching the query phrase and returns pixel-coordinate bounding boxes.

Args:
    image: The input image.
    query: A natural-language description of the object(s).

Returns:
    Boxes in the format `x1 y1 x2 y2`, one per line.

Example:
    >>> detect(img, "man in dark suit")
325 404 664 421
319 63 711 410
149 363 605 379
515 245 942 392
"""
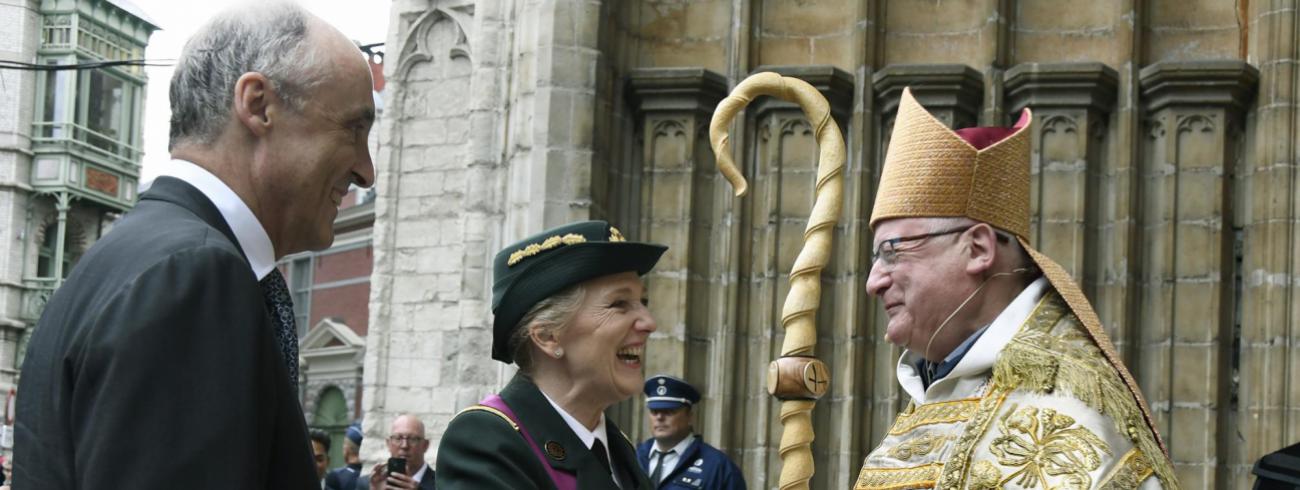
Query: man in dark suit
12 2 376 488
637 376 745 490
312 429 334 488
361 415 435 490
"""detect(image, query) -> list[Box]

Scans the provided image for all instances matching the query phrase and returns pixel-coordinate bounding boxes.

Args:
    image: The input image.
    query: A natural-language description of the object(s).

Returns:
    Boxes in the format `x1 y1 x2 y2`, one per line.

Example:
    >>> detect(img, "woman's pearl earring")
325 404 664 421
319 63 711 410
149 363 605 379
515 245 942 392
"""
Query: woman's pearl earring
554 348 564 359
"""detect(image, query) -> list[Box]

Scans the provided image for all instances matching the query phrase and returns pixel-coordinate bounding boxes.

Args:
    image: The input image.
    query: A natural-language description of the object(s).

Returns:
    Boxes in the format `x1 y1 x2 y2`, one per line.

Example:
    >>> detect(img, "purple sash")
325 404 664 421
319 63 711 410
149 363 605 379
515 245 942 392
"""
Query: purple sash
479 394 578 490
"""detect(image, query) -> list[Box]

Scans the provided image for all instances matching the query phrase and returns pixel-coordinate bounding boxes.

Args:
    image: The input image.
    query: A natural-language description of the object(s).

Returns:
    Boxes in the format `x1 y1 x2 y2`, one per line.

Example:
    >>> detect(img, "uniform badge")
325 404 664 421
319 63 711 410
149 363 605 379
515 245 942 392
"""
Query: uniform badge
656 386 667 395
677 475 704 488
694 458 703 466
544 441 566 461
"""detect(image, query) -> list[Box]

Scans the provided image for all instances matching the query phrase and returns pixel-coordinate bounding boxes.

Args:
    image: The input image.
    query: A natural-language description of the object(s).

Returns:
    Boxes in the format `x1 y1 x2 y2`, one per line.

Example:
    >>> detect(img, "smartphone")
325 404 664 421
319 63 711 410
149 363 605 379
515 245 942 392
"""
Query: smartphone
387 457 407 476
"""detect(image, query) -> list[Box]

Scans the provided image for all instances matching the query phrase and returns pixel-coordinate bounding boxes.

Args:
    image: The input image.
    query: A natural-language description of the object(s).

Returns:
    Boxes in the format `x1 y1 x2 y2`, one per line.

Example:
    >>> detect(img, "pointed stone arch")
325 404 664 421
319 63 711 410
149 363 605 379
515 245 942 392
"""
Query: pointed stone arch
394 6 474 81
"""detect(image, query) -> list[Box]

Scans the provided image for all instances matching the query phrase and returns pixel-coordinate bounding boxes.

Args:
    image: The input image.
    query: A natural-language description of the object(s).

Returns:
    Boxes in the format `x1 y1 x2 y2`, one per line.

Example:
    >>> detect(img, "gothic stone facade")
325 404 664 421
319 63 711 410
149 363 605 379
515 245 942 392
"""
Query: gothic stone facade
363 1 1297 489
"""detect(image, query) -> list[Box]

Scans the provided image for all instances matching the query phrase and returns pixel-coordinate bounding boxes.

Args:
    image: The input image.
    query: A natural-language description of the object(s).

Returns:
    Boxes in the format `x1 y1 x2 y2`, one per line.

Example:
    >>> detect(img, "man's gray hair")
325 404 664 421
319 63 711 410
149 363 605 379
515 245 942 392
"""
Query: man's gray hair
168 1 324 149
924 216 1036 272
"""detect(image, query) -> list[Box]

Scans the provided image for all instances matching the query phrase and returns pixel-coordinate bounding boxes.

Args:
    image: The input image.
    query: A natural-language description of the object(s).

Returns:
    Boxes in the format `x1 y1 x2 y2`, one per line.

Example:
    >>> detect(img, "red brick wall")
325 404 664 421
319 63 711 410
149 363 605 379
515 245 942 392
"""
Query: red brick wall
314 247 372 284
307 246 373 336
309 282 370 336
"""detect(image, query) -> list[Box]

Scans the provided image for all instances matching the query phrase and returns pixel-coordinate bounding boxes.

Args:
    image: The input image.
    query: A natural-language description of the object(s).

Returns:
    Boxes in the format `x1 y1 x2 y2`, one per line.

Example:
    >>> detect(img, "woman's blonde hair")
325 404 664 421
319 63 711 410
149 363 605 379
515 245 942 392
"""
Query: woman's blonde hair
508 284 586 374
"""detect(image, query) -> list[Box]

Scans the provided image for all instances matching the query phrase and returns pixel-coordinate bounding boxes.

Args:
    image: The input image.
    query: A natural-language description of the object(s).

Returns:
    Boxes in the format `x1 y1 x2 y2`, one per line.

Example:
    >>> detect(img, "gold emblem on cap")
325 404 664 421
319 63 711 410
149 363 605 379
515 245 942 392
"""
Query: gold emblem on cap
545 441 567 460
609 226 626 242
507 234 587 267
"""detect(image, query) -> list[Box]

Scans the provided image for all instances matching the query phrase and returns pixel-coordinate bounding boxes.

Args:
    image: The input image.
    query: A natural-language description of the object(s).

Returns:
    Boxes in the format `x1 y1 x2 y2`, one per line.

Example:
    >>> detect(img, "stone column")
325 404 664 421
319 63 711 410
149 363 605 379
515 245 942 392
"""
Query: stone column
1004 62 1120 347
362 0 498 462
1237 3 1300 487
866 63 982 440
872 64 983 166
623 67 728 443
1136 60 1257 487
0 0 40 390
1005 62 1117 278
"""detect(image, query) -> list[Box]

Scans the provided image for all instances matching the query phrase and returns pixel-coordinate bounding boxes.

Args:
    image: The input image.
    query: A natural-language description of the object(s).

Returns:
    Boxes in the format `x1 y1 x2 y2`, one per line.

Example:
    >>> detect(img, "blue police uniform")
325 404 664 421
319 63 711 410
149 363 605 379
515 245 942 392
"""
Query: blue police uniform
637 376 746 490
325 422 364 490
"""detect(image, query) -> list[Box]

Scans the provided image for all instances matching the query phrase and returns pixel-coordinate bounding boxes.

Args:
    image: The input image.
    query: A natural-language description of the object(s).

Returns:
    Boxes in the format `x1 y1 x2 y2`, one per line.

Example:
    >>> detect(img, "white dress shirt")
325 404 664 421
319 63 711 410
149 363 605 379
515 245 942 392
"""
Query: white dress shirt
541 390 621 488
648 433 695 482
411 462 432 483
143 159 276 280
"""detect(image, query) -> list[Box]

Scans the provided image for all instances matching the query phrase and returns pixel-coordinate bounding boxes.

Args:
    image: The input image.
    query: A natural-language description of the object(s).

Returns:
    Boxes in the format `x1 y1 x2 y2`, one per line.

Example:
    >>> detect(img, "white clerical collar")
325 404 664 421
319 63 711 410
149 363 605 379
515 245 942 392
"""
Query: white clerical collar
897 276 1049 402
655 433 695 455
144 159 277 280
540 390 611 456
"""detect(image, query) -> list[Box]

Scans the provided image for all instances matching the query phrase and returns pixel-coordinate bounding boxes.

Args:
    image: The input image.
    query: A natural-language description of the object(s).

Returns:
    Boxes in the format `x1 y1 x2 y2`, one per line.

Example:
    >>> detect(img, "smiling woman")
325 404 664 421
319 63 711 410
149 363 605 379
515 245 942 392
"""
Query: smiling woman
435 220 667 490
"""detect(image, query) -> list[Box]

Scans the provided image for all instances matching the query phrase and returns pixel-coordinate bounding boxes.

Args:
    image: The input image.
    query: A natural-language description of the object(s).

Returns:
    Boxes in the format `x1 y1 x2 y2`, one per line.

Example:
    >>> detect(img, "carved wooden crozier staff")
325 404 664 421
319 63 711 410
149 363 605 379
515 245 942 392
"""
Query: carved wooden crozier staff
708 72 844 490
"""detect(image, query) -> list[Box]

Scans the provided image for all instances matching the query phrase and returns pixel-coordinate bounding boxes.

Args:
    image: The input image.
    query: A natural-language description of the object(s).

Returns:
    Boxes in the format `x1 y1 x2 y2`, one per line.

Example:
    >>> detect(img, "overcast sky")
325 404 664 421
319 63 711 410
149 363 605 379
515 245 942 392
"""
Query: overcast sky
131 0 392 181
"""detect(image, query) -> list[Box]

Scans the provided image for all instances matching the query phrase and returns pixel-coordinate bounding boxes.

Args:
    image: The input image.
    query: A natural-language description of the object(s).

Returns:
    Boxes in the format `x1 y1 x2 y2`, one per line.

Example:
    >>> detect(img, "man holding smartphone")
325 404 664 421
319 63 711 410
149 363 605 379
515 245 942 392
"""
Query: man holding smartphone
362 415 434 489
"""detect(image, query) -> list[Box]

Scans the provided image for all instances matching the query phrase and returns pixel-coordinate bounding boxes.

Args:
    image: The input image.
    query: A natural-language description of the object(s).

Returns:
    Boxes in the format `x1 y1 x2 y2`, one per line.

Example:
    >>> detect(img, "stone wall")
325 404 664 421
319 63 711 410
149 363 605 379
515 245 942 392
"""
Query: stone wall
369 1 1300 488
360 0 607 463
0 0 41 392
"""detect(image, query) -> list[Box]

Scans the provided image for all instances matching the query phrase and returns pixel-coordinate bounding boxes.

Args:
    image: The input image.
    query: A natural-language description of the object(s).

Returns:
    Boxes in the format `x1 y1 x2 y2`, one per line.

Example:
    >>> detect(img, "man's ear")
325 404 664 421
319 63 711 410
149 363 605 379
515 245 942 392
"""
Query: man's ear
232 72 274 137
965 223 997 275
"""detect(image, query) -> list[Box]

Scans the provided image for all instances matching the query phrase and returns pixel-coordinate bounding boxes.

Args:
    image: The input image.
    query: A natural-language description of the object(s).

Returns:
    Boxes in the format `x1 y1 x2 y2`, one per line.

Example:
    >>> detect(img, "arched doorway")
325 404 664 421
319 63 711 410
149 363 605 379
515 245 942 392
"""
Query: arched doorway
311 386 349 468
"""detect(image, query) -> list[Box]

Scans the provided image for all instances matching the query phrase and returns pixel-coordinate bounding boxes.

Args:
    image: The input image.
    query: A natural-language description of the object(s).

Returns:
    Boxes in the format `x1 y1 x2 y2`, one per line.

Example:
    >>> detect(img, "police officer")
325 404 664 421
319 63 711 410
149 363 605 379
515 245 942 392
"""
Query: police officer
325 423 364 490
636 376 745 490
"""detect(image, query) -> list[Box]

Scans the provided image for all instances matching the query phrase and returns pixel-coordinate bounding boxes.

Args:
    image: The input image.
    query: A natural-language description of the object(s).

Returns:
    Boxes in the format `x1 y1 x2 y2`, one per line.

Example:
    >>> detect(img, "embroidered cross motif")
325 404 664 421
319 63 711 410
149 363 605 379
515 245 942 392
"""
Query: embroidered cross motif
989 405 1111 489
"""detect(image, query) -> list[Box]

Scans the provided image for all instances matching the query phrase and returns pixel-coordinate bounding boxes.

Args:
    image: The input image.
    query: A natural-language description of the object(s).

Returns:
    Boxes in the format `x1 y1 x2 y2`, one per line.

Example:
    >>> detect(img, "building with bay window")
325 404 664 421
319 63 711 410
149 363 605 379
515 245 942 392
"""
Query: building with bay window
0 0 155 447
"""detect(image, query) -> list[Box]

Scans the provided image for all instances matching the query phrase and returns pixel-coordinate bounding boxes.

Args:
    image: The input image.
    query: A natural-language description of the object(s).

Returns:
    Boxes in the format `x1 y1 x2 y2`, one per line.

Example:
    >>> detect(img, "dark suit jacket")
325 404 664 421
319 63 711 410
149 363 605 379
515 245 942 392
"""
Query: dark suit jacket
13 177 317 488
355 465 435 490
436 375 652 489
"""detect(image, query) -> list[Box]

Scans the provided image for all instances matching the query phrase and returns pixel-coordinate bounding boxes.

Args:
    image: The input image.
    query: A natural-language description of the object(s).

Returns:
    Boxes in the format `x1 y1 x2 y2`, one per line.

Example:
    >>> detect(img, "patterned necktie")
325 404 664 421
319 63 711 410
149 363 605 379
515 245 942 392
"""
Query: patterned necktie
260 269 299 393
649 449 673 486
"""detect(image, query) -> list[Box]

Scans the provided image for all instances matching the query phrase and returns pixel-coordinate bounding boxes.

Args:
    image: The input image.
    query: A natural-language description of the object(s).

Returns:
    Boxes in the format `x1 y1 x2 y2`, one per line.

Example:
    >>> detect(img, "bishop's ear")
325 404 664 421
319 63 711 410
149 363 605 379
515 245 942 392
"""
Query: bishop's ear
964 223 998 275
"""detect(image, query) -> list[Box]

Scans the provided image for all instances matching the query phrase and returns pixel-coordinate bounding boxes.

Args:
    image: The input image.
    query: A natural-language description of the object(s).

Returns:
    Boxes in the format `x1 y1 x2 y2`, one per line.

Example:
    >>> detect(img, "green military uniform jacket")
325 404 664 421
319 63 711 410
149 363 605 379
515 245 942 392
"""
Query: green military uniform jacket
436 374 653 490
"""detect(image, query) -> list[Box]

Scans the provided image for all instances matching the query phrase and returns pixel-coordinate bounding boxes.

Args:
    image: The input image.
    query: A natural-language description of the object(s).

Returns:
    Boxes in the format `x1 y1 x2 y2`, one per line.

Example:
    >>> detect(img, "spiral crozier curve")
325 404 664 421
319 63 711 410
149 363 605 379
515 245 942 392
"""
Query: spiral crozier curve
708 72 845 490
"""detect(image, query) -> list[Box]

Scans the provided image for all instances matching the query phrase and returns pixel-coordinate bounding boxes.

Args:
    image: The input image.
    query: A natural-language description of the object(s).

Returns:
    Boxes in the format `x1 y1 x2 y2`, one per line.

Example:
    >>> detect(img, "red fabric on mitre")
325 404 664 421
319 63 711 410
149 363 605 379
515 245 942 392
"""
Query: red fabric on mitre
953 109 1031 150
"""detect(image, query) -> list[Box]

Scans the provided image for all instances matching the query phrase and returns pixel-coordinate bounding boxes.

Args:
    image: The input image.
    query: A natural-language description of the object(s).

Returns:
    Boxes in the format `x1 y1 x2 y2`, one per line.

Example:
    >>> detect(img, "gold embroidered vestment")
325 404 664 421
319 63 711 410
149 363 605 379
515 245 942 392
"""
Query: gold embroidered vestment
855 291 1177 490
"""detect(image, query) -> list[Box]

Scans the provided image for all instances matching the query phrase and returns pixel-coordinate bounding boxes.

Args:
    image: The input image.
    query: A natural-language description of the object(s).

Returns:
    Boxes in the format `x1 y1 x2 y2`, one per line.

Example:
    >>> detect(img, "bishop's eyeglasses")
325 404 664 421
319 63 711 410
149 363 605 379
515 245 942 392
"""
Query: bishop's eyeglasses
870 225 975 267
871 224 1012 267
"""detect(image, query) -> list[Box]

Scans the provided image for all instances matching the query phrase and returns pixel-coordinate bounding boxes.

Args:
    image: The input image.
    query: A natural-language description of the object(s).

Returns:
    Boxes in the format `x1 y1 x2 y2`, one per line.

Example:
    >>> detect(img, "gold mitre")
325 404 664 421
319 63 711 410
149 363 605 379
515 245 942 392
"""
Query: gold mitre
870 87 1031 236
871 87 1167 454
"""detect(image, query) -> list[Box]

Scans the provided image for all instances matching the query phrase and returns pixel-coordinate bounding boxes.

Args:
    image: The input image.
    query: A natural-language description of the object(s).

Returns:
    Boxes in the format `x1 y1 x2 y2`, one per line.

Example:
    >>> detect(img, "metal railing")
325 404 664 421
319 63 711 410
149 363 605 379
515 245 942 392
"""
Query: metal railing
31 121 142 168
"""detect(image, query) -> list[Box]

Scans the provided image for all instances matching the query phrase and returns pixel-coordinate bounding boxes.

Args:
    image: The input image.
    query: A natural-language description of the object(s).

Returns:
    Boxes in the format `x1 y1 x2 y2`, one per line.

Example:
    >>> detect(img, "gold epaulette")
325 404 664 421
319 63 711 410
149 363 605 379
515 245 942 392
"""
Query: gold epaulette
456 405 520 431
